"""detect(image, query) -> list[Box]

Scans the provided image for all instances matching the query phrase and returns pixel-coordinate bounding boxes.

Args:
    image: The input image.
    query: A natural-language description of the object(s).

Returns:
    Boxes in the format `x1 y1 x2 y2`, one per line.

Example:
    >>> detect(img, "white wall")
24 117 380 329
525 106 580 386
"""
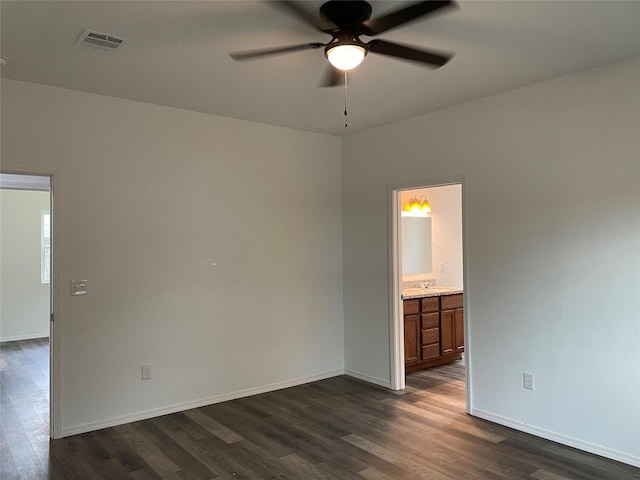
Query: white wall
1 79 344 436
0 189 50 341
343 57 640 465
2 61 638 467
401 185 463 288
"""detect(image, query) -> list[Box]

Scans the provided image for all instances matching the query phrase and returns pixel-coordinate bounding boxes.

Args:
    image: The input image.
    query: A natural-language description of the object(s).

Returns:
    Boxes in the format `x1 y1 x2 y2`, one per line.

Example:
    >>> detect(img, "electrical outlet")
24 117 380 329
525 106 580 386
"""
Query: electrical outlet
523 372 534 390
141 363 152 381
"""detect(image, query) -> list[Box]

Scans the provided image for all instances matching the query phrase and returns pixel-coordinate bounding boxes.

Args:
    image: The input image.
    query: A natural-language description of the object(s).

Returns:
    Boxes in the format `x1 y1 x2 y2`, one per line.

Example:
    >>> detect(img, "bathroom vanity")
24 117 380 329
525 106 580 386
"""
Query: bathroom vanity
403 288 464 372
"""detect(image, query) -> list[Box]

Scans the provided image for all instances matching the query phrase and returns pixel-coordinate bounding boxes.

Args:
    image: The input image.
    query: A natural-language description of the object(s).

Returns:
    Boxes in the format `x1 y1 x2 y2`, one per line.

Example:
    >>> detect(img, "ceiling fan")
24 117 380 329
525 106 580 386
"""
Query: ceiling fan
229 0 457 87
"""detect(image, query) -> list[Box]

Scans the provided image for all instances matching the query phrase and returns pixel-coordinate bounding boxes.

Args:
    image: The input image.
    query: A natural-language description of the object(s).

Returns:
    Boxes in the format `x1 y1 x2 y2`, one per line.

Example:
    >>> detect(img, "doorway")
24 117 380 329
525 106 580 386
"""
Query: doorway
388 178 469 411
0 172 55 444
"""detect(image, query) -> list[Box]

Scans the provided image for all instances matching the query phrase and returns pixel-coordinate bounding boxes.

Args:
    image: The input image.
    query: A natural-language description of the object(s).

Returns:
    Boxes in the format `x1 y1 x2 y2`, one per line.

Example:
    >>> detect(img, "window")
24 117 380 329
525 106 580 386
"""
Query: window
41 210 50 284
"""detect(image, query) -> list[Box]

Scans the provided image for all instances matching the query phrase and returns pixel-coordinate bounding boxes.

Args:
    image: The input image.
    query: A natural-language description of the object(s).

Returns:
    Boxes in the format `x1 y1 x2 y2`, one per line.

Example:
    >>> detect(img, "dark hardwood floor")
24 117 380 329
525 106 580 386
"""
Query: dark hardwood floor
1 338 50 480
1 339 638 479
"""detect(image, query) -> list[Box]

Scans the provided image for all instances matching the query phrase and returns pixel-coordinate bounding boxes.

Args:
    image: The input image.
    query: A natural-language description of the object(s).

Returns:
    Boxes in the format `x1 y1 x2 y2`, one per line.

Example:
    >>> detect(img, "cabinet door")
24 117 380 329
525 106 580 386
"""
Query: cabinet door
454 308 464 352
440 310 455 355
404 314 420 365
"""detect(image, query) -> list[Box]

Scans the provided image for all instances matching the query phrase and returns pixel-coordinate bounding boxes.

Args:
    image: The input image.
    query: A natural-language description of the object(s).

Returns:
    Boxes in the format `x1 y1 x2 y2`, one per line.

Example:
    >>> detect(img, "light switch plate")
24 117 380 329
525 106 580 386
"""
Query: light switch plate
70 280 88 296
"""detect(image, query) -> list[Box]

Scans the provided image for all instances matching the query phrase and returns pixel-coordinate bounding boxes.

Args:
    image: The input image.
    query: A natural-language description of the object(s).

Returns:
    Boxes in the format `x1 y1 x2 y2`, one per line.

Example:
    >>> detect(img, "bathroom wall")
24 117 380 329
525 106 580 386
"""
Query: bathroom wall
401 184 463 288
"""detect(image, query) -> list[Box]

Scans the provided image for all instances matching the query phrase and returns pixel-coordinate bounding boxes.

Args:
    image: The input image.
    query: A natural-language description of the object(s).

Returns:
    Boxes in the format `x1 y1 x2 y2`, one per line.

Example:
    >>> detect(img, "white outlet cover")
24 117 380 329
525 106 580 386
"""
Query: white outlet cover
523 372 535 390
141 364 152 380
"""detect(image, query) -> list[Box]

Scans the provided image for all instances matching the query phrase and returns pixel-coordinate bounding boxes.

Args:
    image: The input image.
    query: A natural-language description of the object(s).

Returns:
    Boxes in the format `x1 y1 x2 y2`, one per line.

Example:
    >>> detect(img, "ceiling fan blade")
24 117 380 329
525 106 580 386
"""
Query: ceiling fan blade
272 1 337 33
363 1 455 35
229 42 325 61
367 39 453 67
319 66 345 87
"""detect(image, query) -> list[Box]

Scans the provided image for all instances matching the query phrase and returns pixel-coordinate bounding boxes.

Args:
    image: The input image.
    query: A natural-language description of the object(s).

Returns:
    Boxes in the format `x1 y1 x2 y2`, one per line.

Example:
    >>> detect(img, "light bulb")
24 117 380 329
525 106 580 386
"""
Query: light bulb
420 196 431 213
326 45 366 71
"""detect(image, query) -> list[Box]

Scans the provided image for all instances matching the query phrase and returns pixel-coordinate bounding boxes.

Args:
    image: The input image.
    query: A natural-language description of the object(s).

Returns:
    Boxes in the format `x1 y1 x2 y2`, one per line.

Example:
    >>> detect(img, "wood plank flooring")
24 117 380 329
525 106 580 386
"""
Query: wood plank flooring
1 338 50 480
1 339 639 479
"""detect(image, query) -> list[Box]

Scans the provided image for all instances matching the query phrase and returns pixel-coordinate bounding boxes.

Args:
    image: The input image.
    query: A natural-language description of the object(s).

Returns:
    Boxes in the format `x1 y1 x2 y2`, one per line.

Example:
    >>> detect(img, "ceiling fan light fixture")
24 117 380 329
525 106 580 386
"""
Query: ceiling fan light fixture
326 44 366 71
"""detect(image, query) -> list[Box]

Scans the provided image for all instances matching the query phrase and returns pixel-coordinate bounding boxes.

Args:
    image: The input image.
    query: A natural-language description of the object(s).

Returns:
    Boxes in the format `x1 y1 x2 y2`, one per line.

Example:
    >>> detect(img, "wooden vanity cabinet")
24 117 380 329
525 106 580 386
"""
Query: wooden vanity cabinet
441 294 464 355
404 293 464 372
454 309 465 353
440 310 455 355
420 297 440 361
403 299 420 365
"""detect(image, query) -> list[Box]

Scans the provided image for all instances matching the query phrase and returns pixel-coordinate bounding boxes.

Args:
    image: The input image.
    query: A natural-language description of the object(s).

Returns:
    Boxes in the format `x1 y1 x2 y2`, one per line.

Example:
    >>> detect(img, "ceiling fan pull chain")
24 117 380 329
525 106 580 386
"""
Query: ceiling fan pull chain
344 71 348 128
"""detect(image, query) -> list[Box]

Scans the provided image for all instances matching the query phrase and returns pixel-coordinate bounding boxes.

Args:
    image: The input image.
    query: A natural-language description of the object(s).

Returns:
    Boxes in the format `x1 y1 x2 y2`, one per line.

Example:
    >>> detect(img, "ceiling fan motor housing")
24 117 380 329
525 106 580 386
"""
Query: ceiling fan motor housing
324 33 368 58
320 1 373 27
321 1 372 62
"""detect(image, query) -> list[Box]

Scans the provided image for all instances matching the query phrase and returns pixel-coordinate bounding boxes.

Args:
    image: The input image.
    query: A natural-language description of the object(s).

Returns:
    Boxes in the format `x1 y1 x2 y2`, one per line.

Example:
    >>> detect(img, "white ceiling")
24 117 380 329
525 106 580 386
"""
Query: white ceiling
1 1 639 136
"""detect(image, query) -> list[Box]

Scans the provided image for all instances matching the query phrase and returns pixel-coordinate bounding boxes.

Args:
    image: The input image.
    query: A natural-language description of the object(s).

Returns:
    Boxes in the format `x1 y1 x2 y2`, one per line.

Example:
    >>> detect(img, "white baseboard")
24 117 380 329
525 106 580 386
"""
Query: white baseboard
471 408 640 468
61 369 345 438
344 369 391 389
0 333 49 343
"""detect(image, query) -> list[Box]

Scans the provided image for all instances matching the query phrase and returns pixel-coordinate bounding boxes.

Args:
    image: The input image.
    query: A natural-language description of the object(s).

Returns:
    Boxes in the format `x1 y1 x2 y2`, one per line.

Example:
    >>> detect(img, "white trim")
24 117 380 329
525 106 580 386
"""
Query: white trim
344 369 392 389
387 176 468 398
387 186 404 391
41 210 51 284
471 409 640 468
61 369 345 437
50 170 61 439
0 333 49 343
0 164 61 439
459 179 472 414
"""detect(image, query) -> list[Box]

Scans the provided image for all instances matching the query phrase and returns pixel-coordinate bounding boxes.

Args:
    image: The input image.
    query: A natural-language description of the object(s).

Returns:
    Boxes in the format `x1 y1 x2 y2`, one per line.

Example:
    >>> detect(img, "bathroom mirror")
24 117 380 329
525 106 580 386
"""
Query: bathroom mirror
402 216 433 274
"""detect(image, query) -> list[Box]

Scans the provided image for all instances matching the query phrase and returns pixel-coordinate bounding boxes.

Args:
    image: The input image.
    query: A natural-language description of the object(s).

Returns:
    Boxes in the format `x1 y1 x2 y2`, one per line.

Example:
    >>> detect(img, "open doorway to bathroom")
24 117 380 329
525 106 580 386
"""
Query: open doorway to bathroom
400 185 463 297
390 180 467 411
0 173 52 469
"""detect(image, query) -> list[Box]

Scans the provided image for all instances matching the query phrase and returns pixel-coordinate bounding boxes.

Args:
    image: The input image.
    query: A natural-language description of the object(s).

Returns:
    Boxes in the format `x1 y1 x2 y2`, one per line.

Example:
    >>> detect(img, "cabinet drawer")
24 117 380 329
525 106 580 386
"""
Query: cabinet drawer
404 299 420 315
422 344 440 360
441 294 463 310
421 328 439 345
421 312 439 329
421 297 439 313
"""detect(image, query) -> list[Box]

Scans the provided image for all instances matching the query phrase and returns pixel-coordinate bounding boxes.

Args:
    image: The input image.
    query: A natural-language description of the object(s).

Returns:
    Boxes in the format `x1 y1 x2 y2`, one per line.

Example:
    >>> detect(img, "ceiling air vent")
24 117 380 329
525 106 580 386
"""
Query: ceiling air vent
74 29 128 52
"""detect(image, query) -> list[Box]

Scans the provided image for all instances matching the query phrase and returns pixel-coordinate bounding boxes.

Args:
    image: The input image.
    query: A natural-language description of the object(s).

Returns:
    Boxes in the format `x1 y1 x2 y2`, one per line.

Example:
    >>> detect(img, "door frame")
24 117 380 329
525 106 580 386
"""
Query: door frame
1 164 61 438
387 175 471 413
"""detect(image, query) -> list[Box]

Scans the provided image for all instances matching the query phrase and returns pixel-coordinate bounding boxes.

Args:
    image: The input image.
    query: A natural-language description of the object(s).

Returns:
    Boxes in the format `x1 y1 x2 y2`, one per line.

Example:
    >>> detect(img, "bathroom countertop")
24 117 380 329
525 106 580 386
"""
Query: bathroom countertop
402 286 463 300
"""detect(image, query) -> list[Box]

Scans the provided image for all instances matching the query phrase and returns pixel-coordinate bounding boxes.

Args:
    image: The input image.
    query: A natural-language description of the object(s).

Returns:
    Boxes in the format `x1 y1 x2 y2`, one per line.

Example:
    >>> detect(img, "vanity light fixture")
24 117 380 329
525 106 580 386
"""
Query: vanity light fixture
403 195 432 217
